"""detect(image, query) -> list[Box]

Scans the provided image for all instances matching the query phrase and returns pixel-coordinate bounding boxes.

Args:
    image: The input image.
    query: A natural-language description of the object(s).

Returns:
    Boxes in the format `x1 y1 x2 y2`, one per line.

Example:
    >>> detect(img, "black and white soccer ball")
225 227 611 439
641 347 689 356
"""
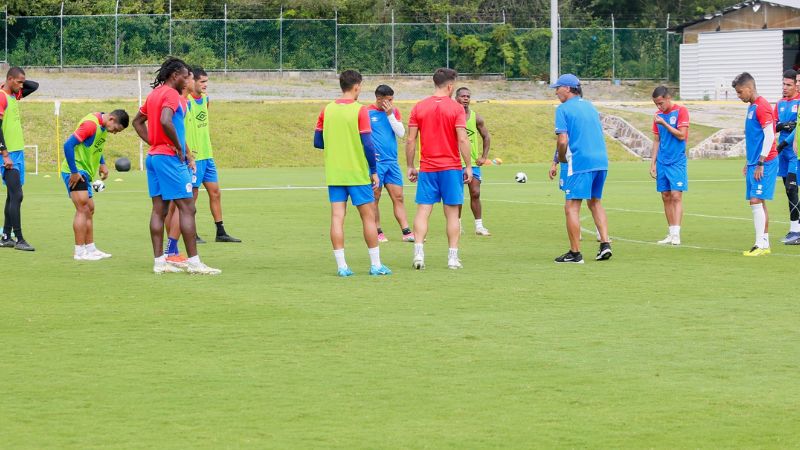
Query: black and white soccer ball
514 172 528 183
91 180 106 193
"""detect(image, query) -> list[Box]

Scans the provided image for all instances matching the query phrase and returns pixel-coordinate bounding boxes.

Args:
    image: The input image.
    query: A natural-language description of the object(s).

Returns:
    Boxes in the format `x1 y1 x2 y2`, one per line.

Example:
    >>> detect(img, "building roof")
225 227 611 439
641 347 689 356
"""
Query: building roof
671 0 800 32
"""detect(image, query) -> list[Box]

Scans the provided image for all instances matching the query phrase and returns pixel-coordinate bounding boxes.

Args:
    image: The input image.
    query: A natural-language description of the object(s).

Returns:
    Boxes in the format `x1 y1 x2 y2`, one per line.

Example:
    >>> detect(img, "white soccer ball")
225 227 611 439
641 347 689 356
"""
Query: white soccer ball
514 172 528 183
91 180 106 193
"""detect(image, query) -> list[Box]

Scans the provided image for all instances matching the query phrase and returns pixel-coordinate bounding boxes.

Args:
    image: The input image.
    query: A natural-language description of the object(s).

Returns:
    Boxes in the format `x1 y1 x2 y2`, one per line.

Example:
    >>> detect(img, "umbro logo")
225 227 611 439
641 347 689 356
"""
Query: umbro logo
196 111 207 121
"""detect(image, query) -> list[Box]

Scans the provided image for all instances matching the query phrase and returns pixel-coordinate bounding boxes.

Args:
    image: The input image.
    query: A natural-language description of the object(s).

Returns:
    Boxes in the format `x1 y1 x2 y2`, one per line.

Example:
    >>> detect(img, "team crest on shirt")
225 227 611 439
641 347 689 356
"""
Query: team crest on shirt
669 116 677 125
793 105 798 113
748 111 754 119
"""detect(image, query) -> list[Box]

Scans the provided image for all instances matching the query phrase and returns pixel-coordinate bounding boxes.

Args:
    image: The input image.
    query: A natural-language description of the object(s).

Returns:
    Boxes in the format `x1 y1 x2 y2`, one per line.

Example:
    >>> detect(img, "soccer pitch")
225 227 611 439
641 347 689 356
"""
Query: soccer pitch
3 161 799 448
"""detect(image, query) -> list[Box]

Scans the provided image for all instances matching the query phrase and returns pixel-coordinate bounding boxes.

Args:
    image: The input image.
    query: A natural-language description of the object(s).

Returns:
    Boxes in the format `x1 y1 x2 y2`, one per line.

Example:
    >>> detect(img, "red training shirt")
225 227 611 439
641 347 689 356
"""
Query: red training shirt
139 85 185 156
408 95 466 172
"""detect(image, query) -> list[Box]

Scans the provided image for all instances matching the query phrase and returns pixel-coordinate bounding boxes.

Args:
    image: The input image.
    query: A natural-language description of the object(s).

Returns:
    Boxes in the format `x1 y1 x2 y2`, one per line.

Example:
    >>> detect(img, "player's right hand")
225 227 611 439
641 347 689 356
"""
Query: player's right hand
68 172 84 189
649 164 657 179
371 173 380 189
548 164 557 180
2 155 12 169
407 167 418 183
463 166 473 184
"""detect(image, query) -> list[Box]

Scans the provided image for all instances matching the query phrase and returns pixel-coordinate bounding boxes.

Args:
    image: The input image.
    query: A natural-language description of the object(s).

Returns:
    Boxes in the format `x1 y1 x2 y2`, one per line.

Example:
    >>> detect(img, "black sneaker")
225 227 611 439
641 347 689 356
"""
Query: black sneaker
216 234 242 243
195 235 206 244
0 234 14 248
596 242 612 261
555 251 584 264
14 239 35 251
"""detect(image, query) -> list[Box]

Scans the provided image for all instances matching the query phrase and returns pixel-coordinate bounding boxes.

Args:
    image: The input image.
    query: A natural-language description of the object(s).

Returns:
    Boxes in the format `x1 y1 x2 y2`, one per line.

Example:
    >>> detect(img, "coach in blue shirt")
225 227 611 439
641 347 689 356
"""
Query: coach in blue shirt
552 74 612 264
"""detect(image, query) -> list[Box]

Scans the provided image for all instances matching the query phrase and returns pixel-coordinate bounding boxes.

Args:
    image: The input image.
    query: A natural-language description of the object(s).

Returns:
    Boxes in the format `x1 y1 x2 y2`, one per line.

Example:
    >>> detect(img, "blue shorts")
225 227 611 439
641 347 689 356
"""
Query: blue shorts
192 158 219 188
416 169 464 205
377 162 403 188
61 170 93 198
146 154 193 201
656 162 688 192
778 148 798 177
463 166 482 183
564 170 607 200
745 159 779 200
1 151 25 186
328 185 374 206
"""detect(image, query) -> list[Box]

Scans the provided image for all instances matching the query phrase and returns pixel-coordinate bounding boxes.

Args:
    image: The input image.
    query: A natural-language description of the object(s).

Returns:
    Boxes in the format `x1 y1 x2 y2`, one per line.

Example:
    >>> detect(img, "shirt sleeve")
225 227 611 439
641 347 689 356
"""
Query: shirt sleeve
315 108 325 131
555 106 568 134
358 106 371 134
652 115 659 135
73 120 98 143
393 109 402 121
0 95 8 118
408 105 418 128
773 103 780 123
138 103 147 117
162 89 179 113
677 107 690 128
756 100 774 128
454 106 466 129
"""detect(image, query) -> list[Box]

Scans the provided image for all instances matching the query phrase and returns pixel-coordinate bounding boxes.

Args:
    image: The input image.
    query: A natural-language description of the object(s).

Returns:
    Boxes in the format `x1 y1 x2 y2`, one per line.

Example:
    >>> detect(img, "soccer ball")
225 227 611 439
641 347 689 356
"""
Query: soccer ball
514 172 528 183
91 180 106 193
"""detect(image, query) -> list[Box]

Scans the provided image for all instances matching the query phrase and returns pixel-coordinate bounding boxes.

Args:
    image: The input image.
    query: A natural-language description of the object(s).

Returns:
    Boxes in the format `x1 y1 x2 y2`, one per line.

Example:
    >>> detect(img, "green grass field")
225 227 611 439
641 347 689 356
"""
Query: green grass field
2 160 799 448
21 101 637 170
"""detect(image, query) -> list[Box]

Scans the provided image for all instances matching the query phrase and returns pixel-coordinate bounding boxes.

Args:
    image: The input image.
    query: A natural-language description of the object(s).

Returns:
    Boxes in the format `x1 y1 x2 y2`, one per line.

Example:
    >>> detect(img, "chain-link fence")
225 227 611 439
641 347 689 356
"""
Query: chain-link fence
1 8 680 80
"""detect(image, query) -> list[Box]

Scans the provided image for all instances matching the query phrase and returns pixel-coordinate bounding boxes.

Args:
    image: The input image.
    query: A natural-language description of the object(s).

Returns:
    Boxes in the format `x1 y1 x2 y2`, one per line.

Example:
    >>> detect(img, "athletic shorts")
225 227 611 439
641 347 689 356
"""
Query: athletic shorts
656 162 688 192
60 170 92 198
416 169 464 205
1 150 25 186
564 170 607 200
778 148 798 178
376 161 403 188
192 158 219 188
328 185 374 206
745 159 778 201
463 166 482 183
146 154 193 201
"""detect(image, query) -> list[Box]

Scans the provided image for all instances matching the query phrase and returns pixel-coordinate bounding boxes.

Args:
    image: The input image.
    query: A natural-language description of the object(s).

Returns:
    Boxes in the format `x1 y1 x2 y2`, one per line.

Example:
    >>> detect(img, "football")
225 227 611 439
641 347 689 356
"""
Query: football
91 180 106 193
514 172 527 183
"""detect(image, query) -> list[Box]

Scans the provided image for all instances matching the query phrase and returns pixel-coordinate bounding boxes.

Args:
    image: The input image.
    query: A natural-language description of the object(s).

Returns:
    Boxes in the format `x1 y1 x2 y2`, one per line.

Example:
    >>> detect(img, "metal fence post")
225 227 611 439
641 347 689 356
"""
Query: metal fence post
4 6 7 64
224 4 228 74
168 0 172 55
114 0 119 71
446 13 450 69
279 6 283 73
59 2 64 69
334 9 338 72
611 14 615 81
390 9 395 77
665 14 670 81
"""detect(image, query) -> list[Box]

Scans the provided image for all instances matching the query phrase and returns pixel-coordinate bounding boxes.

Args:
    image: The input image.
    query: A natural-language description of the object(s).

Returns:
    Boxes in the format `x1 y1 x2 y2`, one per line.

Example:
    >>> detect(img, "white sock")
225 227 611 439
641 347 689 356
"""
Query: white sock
188 255 201 265
475 219 483 229
791 220 800 233
414 243 424 257
751 204 766 247
155 255 166 264
85 242 97 252
368 247 381 267
669 225 681 237
333 248 347 269
74 244 84 254
448 248 459 260
760 232 770 249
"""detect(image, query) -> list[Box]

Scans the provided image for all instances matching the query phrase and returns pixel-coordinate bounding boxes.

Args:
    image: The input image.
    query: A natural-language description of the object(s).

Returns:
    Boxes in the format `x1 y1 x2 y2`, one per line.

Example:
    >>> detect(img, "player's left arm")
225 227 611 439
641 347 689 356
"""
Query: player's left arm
388 107 405 138
457 127 472 183
755 104 775 180
313 108 325 150
661 108 689 141
556 133 569 163
159 106 184 159
475 113 491 166
99 155 108 180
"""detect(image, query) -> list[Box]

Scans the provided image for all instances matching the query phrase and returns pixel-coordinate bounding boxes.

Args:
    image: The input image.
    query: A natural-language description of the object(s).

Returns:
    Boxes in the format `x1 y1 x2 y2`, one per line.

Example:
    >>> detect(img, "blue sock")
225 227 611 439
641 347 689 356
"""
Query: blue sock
167 237 179 256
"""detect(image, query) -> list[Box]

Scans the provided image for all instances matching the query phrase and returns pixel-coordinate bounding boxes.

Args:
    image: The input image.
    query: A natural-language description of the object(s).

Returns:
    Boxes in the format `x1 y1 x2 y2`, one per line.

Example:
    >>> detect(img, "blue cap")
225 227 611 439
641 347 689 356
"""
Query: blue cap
549 74 581 89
